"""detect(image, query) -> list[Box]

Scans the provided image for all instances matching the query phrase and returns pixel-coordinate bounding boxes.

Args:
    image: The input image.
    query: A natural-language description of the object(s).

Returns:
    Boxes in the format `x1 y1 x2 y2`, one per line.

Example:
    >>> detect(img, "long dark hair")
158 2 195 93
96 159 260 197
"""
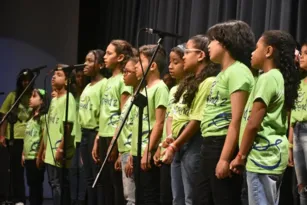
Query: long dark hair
174 35 220 108
15 68 35 102
262 30 300 111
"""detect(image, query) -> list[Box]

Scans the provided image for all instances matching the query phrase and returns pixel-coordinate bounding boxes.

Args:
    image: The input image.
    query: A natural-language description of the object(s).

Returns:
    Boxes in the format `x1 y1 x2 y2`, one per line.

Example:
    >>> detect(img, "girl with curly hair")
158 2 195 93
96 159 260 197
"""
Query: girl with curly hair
161 35 220 205
230 30 300 205
194 20 256 205
288 39 307 205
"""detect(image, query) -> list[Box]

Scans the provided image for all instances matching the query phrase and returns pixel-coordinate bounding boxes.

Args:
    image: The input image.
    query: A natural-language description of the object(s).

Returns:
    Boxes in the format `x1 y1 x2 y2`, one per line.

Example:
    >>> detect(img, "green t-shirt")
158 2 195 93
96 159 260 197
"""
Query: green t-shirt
44 93 76 168
0 92 32 139
201 61 254 137
290 79 307 125
23 116 45 160
131 80 169 157
117 96 137 153
172 77 215 137
74 97 82 143
79 78 107 130
99 74 132 137
240 69 288 175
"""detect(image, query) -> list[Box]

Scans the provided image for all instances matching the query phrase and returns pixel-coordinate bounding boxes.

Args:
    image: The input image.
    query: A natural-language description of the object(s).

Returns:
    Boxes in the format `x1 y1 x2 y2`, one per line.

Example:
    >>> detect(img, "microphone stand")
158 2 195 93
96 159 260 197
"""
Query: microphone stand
0 71 39 205
92 36 164 205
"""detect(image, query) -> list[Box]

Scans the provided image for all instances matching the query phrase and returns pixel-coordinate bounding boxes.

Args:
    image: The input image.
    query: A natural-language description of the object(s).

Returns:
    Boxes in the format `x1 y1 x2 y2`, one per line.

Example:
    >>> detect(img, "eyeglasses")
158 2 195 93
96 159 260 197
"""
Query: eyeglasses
184 48 204 55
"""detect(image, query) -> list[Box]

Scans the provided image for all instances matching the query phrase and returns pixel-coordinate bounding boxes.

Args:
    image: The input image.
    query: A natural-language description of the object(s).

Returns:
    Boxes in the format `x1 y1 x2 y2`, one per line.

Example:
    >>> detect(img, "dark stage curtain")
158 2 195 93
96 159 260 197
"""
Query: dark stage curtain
78 0 306 63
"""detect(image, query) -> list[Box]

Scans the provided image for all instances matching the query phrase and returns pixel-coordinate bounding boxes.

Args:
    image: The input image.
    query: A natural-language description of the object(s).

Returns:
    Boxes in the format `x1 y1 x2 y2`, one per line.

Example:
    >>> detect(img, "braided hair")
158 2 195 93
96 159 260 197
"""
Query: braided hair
174 35 220 108
262 30 300 110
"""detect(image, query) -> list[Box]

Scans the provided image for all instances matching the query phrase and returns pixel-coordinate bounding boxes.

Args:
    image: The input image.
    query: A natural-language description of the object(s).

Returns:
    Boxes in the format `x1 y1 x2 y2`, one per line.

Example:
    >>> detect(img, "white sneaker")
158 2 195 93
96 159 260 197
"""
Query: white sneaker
15 202 24 205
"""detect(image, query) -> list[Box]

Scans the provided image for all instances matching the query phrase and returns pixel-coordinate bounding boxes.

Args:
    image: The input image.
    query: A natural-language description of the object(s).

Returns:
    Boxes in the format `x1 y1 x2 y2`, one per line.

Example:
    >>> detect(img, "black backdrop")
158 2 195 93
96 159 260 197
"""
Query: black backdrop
77 0 307 63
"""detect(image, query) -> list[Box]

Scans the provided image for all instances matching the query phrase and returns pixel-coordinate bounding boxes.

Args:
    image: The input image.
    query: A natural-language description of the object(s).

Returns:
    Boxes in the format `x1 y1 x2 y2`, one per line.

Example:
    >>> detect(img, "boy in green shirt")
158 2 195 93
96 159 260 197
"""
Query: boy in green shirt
130 45 169 204
44 68 77 205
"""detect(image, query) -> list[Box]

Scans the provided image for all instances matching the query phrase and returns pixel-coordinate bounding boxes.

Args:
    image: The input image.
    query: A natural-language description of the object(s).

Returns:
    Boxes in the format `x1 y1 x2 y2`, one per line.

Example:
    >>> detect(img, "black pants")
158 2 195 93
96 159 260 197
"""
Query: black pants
25 159 45 205
193 136 242 205
160 163 172 205
133 156 160 205
6 139 26 203
79 129 100 205
99 137 125 205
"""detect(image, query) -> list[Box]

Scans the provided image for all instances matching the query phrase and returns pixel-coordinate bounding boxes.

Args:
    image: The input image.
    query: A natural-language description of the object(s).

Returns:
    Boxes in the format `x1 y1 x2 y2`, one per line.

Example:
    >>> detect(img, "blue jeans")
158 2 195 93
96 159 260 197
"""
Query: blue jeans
171 131 202 205
69 143 86 202
246 171 283 205
46 164 70 205
293 122 307 205
121 152 135 205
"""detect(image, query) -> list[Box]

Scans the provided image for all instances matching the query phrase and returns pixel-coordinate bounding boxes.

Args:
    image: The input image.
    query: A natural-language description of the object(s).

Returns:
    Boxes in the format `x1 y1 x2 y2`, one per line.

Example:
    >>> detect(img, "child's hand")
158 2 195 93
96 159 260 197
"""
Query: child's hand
36 157 43 169
114 155 121 171
92 138 100 163
141 149 152 171
21 154 25 167
216 159 232 179
161 147 175 164
125 155 133 177
153 147 162 167
229 156 245 175
55 148 64 163
0 136 7 147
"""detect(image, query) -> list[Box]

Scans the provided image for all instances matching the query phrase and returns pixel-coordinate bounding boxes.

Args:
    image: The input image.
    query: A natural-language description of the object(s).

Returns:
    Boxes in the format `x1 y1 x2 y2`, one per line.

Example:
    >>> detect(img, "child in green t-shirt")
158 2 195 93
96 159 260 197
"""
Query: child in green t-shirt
22 88 48 205
106 56 140 205
152 44 186 205
129 44 169 204
69 67 90 205
289 42 307 205
194 21 255 205
92 40 133 205
0 69 34 204
160 36 220 205
230 30 300 205
44 67 77 205
76 49 108 205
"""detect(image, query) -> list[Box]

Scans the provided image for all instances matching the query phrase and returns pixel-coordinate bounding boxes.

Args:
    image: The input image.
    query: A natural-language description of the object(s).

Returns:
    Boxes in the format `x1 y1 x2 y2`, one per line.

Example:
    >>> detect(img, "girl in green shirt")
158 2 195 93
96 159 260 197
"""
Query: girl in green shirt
194 21 255 205
22 88 48 205
0 69 34 204
92 40 133 205
78 49 108 205
161 35 220 205
230 31 300 204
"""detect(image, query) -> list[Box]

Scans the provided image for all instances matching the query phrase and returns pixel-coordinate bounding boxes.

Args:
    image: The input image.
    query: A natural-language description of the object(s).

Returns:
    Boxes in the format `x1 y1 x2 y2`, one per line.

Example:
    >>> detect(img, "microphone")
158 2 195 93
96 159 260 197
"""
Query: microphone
144 28 182 38
55 64 86 72
22 65 48 75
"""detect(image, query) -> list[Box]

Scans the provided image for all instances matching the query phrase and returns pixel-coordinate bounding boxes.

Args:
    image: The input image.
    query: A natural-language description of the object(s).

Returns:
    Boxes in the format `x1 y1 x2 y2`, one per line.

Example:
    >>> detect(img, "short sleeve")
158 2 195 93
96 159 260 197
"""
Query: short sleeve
0 92 15 114
190 77 215 121
154 85 169 109
228 65 253 94
120 80 133 96
252 74 276 107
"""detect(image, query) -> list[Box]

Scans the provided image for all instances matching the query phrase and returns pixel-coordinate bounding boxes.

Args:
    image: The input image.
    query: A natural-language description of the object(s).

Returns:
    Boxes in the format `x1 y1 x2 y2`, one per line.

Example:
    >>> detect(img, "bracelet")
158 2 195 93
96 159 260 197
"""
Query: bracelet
56 148 63 153
288 142 293 149
237 152 246 160
169 143 178 152
159 143 163 148
96 136 100 140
